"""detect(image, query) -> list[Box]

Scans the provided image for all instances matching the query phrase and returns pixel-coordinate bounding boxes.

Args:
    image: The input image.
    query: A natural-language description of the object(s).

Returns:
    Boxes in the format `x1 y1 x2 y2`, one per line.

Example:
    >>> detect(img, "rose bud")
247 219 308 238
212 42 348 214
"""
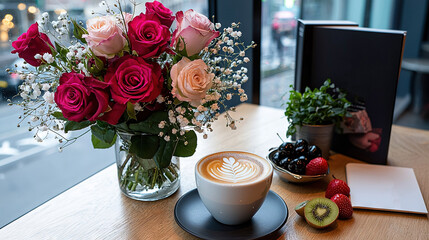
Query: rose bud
11 23 54 67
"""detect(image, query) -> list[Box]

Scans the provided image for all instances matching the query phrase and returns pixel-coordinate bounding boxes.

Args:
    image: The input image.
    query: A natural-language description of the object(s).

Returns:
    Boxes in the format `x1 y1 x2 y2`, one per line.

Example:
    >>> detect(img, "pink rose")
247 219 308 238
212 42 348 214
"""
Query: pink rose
145 1 175 28
83 16 127 59
11 23 54 67
127 13 170 58
170 57 213 107
54 72 110 122
172 10 220 56
105 55 163 104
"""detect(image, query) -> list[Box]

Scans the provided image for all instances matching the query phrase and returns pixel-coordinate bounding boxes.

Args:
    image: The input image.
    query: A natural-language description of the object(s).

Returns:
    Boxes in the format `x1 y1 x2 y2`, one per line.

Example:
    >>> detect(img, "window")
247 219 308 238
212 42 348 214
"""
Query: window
0 0 208 228
260 0 299 109
260 0 369 109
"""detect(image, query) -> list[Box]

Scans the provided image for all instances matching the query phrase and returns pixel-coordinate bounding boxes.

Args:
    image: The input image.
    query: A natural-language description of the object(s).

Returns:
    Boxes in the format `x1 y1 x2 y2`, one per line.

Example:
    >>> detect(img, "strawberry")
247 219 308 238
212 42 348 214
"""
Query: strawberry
305 157 328 175
331 193 353 219
325 177 350 199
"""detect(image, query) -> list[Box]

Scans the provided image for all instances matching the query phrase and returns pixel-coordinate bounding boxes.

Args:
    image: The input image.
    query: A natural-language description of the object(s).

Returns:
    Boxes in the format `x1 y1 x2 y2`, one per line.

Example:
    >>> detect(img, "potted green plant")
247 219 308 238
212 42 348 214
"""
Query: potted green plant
285 79 351 159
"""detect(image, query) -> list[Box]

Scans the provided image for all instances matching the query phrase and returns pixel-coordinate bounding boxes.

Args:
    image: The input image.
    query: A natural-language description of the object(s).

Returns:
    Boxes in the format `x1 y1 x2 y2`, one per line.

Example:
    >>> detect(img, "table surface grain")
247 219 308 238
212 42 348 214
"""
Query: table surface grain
1 103 428 240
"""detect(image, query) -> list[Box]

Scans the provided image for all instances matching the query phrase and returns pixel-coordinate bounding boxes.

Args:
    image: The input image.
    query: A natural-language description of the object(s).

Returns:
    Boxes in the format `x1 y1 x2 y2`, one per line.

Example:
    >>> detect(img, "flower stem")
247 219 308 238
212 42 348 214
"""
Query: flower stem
168 165 178 177
119 154 132 180
118 152 179 193
163 168 175 182
134 169 139 183
151 167 158 189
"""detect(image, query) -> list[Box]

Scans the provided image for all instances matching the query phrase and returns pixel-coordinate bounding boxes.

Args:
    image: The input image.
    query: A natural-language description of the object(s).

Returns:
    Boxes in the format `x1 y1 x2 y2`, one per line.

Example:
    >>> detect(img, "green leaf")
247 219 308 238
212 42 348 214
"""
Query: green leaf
174 130 197 157
51 111 67 121
54 41 62 52
71 19 88 43
173 98 182 105
53 43 68 63
129 111 168 134
172 54 182 64
64 120 93 133
115 122 132 133
87 49 105 75
129 135 160 159
284 79 350 137
126 102 137 120
175 37 188 56
47 43 57 56
91 133 117 149
94 55 104 70
91 123 116 144
54 42 68 58
153 139 175 168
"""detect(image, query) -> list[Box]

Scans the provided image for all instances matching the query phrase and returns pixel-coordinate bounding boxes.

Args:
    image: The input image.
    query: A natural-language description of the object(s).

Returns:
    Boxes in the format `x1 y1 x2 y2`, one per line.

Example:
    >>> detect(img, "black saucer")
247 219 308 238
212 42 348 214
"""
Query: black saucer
174 189 288 240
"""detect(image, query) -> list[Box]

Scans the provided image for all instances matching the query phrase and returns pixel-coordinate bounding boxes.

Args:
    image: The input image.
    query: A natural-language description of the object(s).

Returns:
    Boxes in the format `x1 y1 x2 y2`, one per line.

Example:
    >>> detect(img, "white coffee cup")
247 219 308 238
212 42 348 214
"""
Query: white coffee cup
195 151 273 225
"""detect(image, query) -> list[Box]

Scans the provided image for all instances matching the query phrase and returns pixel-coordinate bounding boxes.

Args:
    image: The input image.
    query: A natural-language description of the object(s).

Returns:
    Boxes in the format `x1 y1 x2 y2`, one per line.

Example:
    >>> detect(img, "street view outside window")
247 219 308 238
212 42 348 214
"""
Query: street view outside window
260 0 298 109
260 0 368 109
0 0 207 228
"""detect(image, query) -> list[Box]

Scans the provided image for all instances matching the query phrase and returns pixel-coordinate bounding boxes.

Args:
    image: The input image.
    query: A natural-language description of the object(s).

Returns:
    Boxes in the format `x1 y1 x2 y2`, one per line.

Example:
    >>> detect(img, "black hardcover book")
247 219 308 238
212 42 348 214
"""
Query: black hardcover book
295 21 406 164
295 20 358 92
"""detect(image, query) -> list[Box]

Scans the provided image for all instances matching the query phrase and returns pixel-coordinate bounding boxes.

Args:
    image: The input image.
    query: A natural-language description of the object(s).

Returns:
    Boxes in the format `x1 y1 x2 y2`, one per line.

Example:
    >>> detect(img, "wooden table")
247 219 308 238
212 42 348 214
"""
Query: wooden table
1 104 428 239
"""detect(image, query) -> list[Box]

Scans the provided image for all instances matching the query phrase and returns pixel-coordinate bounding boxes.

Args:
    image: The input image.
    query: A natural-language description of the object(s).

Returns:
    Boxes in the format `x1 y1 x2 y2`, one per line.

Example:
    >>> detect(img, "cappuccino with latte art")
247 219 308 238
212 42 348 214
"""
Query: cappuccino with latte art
195 151 273 225
197 152 271 184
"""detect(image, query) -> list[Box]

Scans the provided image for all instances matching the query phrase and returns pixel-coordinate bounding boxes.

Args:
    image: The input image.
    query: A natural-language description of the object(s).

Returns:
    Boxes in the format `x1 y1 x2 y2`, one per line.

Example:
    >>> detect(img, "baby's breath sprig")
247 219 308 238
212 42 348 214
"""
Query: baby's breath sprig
193 22 256 131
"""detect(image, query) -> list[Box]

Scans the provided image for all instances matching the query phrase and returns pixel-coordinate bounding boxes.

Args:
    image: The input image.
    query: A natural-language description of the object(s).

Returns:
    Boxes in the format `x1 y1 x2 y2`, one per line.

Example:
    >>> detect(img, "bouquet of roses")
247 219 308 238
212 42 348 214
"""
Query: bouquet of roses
8 0 255 199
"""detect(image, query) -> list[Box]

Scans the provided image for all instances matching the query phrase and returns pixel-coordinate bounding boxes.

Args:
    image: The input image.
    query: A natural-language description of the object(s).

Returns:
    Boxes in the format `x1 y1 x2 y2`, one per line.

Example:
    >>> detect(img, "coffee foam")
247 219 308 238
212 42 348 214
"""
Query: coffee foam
198 152 271 184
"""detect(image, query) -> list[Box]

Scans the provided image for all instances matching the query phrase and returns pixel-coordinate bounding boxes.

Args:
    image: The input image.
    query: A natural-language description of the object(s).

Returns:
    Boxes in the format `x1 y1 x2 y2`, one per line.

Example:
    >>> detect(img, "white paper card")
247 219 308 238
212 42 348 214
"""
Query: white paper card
346 163 428 214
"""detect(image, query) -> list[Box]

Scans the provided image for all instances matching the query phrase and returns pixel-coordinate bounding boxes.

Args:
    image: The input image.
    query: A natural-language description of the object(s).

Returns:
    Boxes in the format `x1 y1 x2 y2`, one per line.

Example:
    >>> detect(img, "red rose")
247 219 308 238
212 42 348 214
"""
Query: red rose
105 55 163 104
127 13 170 58
145 1 175 28
54 72 109 122
11 23 54 67
98 101 126 125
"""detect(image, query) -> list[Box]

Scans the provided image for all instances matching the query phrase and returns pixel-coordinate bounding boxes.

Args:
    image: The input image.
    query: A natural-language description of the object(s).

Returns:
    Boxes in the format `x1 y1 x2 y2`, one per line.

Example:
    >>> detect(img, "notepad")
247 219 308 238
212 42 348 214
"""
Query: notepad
346 163 428 214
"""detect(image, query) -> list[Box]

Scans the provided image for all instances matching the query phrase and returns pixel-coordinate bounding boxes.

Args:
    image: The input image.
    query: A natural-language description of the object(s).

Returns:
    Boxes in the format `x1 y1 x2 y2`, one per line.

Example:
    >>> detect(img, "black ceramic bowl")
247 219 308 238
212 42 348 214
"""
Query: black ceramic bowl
267 149 329 183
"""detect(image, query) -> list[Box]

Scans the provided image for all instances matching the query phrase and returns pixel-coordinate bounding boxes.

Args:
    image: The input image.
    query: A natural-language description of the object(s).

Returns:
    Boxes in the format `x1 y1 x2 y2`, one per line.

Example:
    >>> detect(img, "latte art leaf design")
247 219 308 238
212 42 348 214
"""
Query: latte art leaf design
207 157 259 183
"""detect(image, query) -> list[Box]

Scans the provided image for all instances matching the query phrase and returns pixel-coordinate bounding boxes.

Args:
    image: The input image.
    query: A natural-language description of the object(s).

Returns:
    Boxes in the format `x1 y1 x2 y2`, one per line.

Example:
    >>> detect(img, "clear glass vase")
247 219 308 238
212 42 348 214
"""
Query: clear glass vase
115 132 180 201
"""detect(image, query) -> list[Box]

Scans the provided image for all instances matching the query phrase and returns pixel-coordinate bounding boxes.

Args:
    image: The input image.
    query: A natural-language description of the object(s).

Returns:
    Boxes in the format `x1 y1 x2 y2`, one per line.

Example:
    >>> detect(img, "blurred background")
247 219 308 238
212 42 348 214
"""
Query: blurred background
1 0 429 228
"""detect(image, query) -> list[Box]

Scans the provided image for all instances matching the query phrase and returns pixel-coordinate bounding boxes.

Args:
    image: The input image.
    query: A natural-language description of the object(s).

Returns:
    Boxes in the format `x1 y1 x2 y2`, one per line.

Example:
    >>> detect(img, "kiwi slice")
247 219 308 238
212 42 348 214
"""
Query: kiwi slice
295 200 309 217
304 198 339 229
